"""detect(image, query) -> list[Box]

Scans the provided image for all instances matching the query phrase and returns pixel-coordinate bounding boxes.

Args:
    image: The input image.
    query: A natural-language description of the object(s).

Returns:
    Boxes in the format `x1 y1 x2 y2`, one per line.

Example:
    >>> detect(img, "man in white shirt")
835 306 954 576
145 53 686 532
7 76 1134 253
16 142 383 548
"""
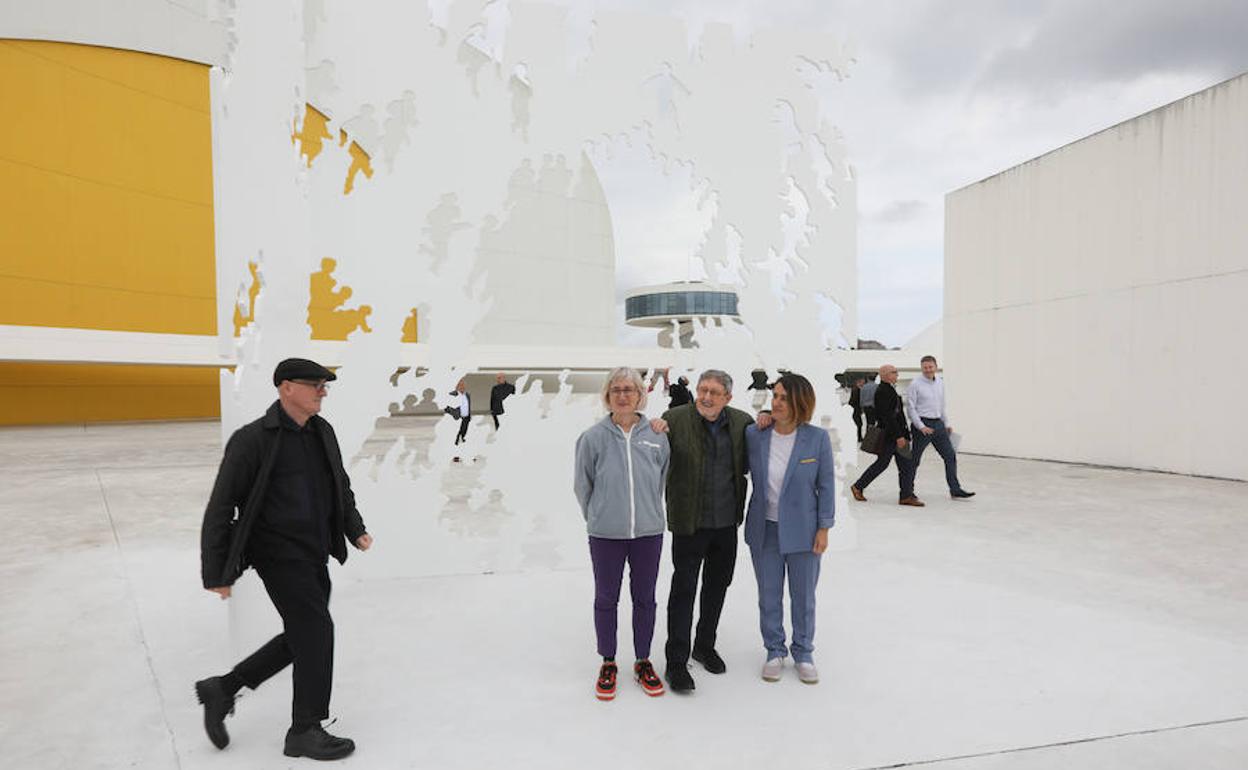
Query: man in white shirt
905 356 974 499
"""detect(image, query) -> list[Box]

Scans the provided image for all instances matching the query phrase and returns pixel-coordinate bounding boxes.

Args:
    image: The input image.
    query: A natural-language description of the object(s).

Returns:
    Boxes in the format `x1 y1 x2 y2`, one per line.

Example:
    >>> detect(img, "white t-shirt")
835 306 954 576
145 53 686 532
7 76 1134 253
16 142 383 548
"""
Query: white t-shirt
765 429 797 522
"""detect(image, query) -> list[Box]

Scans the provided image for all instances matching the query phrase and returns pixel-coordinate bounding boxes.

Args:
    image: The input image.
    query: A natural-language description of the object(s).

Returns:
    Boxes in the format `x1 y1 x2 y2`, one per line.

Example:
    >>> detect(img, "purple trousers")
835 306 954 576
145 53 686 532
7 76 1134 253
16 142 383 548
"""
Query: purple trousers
589 534 663 660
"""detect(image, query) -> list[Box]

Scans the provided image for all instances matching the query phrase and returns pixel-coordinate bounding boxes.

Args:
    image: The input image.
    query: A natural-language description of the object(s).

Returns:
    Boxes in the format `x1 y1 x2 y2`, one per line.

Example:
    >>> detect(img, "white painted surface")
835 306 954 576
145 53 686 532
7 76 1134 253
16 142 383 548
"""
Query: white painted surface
945 73 1248 481
0 0 229 65
1 420 1245 768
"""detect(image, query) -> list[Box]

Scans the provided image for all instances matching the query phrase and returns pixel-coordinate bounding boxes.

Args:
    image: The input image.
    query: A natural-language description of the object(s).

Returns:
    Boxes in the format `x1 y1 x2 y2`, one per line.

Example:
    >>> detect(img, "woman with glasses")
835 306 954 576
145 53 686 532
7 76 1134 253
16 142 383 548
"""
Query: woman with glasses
573 367 670 701
743 372 835 685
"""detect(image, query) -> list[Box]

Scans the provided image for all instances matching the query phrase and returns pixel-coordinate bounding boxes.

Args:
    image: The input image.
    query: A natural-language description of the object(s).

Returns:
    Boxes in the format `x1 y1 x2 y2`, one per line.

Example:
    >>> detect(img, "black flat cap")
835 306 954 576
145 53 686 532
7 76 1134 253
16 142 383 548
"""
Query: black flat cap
273 358 337 387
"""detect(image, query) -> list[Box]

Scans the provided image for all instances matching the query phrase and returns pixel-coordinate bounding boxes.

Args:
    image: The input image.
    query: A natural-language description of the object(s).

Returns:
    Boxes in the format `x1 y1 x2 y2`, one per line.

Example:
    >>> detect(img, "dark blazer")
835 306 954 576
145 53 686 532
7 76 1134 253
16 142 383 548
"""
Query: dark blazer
661 403 754 536
490 382 516 415
200 401 367 588
744 423 835 554
873 382 911 442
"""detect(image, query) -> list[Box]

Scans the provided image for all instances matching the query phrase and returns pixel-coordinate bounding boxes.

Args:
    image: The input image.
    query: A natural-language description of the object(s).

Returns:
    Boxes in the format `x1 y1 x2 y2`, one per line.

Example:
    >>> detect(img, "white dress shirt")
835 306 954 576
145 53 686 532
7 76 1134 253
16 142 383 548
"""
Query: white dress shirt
905 375 946 428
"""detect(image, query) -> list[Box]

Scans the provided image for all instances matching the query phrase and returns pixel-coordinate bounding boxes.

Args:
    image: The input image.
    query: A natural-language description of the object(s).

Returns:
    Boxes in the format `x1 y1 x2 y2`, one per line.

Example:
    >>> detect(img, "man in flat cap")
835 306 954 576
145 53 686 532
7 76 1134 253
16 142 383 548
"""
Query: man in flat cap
196 358 373 761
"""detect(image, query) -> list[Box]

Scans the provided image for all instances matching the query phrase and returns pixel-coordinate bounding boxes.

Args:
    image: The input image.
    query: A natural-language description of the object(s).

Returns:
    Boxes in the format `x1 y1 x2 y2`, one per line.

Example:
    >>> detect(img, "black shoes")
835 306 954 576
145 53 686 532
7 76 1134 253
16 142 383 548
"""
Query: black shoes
665 664 696 693
194 677 235 750
691 647 727 674
951 489 976 499
284 725 356 761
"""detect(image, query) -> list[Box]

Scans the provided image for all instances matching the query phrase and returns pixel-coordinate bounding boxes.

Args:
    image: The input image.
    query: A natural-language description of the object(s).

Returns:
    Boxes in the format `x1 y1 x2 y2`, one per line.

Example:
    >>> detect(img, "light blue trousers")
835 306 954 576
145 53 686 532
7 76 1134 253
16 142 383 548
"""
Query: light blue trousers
749 520 821 663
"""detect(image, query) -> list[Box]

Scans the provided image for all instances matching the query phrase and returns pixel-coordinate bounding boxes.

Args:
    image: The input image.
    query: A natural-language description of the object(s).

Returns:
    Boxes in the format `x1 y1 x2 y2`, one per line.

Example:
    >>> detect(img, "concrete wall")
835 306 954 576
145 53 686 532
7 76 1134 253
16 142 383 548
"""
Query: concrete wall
945 72 1248 480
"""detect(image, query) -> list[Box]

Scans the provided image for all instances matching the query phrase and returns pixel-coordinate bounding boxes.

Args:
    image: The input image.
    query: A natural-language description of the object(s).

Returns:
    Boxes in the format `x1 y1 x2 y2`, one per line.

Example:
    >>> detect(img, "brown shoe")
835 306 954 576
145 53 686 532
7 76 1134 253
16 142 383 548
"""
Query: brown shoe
899 496 926 507
850 485 866 502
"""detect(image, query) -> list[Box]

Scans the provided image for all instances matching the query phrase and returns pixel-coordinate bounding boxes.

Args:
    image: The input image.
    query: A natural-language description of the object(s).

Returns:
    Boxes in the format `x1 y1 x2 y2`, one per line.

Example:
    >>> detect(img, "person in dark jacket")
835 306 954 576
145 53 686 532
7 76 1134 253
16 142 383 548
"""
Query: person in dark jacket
490 372 516 430
850 364 923 506
653 369 770 693
848 375 865 442
196 358 373 761
667 373 692 409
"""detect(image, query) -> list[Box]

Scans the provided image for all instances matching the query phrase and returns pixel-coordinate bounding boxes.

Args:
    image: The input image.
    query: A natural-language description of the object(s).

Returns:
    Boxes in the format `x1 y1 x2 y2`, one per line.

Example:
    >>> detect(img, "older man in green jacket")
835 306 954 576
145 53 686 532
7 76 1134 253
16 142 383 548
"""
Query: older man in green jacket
658 369 767 692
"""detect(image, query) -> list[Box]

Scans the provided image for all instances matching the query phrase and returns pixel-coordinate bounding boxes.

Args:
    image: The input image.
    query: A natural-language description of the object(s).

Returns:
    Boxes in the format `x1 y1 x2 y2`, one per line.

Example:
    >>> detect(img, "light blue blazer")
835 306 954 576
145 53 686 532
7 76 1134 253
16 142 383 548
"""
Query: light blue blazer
744 423 836 555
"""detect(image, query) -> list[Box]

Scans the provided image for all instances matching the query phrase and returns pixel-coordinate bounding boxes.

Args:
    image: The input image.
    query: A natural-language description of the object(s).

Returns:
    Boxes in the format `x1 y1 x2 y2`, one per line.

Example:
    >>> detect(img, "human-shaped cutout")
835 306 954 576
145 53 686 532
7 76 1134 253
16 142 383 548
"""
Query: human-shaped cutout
308 257 373 340
292 104 334 167
232 260 261 336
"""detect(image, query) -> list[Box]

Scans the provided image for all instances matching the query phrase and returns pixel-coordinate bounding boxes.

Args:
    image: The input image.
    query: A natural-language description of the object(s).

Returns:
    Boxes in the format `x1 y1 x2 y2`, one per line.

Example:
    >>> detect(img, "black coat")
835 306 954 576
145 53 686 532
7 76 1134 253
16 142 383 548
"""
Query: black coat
200 401 367 588
873 382 911 443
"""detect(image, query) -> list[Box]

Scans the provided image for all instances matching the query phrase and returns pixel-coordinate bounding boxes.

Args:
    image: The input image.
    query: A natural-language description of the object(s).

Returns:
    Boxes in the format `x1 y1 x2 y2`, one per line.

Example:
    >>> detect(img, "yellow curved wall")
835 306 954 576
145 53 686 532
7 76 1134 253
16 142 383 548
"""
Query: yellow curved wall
0 40 217 425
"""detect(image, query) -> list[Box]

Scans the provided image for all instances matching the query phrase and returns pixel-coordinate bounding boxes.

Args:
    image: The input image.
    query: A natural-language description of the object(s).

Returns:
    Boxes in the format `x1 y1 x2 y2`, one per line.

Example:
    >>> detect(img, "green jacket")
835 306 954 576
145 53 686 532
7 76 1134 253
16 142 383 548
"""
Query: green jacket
662 403 755 536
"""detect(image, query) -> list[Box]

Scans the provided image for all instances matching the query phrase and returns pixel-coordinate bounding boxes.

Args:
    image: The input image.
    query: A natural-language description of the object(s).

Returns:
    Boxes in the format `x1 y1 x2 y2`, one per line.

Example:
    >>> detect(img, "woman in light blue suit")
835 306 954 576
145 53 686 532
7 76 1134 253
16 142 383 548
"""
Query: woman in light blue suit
744 372 835 684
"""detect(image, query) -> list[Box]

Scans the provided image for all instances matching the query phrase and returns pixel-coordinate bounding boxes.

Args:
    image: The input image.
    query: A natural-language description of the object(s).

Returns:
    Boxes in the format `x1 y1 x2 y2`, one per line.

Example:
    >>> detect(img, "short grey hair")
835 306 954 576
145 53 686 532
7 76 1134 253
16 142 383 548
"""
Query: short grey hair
698 369 733 395
601 367 648 411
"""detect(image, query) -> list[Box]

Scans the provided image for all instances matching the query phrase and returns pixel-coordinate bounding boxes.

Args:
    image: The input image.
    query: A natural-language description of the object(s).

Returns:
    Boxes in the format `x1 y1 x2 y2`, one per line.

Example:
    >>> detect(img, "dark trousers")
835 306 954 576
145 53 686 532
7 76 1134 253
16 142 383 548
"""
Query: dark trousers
455 416 470 444
588 534 664 659
233 561 334 726
491 413 500 430
854 438 916 500
851 410 863 442
912 418 964 492
863 407 876 426
666 525 738 666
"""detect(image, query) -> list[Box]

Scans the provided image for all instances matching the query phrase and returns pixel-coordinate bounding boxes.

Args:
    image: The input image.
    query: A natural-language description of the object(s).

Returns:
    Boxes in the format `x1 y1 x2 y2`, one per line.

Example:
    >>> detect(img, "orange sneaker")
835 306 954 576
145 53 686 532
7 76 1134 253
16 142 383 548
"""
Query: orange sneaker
596 662 618 701
634 660 665 697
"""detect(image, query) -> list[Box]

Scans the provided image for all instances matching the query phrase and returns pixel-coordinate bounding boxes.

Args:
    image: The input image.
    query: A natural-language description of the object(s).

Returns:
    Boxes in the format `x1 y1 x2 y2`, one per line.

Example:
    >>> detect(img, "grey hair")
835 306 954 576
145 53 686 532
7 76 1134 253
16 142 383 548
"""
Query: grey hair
698 369 733 394
601 367 648 411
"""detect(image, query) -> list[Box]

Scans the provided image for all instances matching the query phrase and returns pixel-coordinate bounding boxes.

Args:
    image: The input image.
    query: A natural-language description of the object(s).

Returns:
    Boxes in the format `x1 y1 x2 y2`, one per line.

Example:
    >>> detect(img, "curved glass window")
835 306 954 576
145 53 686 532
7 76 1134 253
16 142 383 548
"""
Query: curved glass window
626 291 739 320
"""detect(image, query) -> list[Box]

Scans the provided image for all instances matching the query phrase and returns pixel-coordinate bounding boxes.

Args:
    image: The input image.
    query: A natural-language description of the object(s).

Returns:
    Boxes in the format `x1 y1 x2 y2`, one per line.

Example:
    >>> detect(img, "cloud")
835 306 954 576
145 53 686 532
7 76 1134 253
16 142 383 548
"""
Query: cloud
978 0 1248 99
869 199 925 224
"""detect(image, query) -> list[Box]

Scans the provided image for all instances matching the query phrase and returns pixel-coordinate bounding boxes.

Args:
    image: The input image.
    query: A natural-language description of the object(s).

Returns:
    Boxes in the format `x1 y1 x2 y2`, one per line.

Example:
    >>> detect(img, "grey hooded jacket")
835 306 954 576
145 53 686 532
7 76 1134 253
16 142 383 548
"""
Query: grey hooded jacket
574 414 670 539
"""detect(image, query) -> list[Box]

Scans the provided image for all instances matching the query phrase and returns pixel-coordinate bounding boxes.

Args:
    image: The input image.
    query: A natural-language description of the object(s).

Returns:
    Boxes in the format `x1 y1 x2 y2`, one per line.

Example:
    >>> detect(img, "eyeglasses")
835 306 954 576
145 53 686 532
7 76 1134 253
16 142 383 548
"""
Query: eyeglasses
292 379 330 392
609 387 638 396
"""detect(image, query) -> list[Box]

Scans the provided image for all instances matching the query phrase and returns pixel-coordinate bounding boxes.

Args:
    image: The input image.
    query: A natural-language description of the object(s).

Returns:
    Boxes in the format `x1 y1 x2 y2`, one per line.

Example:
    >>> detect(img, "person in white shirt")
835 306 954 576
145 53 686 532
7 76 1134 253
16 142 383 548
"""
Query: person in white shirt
905 356 974 499
452 378 471 447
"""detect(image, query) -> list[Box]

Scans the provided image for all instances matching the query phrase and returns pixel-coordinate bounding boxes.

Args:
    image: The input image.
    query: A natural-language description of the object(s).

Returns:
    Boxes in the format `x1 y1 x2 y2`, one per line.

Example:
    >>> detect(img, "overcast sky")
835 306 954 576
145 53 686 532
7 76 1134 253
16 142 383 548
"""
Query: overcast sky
571 0 1248 347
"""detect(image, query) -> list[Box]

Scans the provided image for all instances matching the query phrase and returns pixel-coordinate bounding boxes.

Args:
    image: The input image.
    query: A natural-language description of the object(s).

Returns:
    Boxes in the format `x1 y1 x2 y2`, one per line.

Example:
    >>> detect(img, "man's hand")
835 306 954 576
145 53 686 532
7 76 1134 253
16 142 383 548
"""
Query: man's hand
946 425 954 434
920 426 936 436
650 417 669 434
813 528 829 555
896 437 906 449
208 586 231 600
355 533 374 551
756 412 774 430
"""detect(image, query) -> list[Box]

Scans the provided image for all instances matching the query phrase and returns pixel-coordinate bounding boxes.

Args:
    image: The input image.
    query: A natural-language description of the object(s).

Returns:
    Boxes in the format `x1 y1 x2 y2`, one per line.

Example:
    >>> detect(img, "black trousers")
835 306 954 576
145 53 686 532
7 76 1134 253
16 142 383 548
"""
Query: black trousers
854 438 916 500
665 525 738 666
851 410 863 442
233 560 334 726
491 413 500 430
455 416 470 444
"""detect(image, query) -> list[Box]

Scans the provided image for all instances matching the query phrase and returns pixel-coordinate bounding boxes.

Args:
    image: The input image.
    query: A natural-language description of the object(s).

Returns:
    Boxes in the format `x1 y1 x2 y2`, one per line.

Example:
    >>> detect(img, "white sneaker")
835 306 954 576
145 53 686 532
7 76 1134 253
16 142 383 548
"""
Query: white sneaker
761 658 784 682
796 661 819 684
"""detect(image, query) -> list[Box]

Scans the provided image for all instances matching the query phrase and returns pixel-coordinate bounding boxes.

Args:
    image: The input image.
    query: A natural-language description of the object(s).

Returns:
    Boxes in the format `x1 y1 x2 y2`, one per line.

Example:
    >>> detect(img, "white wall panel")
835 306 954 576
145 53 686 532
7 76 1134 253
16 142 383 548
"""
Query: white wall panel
946 73 1248 480
0 0 228 65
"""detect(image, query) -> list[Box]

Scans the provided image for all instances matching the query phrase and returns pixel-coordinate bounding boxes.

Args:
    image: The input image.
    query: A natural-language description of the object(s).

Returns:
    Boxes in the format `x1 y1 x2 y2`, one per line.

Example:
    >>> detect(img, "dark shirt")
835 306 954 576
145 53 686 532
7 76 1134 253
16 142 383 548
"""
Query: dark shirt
247 407 335 563
699 409 736 529
490 382 516 415
668 382 691 409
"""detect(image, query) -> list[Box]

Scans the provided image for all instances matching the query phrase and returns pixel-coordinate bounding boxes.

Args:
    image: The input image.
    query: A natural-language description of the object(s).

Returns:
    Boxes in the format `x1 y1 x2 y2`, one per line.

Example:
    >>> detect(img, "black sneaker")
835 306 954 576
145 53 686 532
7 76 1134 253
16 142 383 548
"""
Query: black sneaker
283 724 356 761
194 677 235 750
691 647 727 674
665 664 696 693
951 490 976 499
